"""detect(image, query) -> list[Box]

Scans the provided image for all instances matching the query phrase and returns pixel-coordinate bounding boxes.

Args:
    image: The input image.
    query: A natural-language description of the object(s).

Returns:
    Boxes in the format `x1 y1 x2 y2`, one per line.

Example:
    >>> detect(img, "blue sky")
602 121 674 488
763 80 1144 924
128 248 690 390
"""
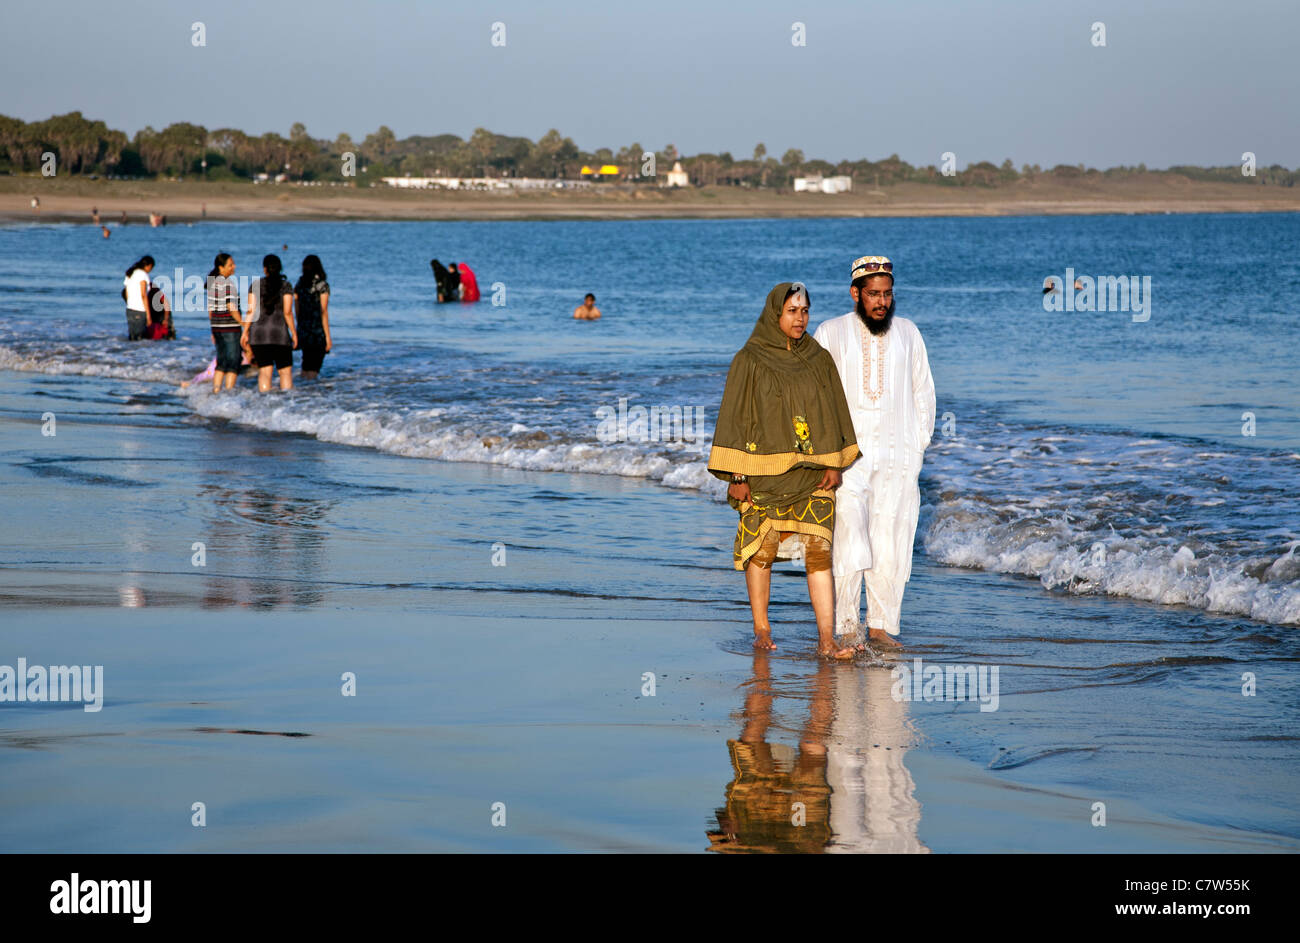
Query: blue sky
2 0 1295 169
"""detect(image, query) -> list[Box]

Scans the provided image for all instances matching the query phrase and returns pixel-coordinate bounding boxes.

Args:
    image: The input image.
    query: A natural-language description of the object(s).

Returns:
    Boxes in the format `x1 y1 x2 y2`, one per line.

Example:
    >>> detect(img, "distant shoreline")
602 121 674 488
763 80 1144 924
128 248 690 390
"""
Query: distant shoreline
3 175 1299 223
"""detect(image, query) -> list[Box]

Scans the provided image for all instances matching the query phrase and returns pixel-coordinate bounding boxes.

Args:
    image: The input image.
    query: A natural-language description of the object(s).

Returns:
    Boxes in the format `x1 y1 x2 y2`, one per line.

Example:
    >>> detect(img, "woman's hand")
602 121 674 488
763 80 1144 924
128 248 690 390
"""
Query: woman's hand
325 336 332 353
728 480 753 504
817 468 842 490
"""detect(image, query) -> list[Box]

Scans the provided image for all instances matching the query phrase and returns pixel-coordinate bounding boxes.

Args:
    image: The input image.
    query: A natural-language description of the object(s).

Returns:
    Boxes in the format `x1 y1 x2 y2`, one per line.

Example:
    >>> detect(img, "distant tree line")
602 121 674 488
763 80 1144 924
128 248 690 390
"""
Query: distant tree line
2 112 1296 188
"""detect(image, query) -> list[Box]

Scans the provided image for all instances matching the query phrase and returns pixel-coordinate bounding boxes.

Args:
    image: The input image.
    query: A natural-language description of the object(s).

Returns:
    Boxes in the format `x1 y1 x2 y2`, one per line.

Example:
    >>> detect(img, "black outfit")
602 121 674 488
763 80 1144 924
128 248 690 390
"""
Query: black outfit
300 345 326 373
431 260 453 302
295 275 330 373
251 344 293 369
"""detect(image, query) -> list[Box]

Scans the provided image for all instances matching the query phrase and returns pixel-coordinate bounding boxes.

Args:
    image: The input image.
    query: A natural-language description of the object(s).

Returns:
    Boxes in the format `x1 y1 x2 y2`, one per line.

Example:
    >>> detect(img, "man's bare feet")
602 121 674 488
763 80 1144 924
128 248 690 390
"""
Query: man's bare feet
868 628 902 649
818 643 856 660
753 632 777 651
836 627 868 653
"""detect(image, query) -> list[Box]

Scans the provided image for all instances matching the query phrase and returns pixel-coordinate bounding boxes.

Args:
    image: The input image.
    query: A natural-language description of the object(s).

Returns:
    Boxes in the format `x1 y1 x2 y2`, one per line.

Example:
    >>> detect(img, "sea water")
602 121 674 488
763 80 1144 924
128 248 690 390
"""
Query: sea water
1 213 1297 626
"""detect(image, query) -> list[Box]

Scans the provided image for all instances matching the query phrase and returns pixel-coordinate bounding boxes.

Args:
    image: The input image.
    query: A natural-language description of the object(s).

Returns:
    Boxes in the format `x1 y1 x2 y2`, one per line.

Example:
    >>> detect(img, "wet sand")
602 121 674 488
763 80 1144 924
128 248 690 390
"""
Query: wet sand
1 369 1296 852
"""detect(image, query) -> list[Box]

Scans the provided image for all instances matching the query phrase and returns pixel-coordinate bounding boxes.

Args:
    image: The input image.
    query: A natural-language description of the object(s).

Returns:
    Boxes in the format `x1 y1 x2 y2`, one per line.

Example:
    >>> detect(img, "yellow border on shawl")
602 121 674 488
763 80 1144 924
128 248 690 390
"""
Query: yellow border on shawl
709 443 859 479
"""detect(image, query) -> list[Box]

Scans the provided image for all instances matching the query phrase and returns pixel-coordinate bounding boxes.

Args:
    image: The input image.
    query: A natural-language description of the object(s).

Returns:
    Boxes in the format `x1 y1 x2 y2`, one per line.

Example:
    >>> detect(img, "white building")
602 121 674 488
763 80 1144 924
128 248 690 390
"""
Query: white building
664 161 690 187
793 174 852 194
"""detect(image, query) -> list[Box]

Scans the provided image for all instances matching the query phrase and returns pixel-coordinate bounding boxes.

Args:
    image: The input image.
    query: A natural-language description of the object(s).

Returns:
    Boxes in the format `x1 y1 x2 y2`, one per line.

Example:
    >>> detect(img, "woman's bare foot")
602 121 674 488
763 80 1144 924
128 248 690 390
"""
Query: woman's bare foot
868 628 902 649
753 631 777 651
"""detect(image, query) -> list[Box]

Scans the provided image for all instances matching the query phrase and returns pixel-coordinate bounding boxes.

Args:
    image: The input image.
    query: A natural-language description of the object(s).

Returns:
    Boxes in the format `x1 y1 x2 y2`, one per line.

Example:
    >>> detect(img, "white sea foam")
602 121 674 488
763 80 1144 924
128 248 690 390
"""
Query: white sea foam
925 500 1300 625
0 345 186 384
185 386 688 482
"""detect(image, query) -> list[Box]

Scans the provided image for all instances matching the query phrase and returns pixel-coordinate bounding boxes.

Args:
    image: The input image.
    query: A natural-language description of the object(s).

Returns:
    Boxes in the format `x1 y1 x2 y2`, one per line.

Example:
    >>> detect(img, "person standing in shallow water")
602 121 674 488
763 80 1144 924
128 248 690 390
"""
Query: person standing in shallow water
206 253 243 393
123 256 154 340
708 282 861 659
455 262 480 302
430 260 453 302
244 254 297 392
813 255 936 651
294 255 331 379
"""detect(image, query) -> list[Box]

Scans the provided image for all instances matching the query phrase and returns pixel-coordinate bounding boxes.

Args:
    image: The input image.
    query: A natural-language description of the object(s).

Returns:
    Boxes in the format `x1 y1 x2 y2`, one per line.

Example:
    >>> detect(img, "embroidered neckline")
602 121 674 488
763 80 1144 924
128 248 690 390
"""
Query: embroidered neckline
861 324 885 402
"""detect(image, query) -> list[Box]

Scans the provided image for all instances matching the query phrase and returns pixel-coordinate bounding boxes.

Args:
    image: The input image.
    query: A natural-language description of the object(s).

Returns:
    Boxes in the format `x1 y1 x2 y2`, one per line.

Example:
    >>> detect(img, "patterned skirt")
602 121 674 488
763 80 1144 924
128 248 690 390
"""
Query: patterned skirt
732 490 835 571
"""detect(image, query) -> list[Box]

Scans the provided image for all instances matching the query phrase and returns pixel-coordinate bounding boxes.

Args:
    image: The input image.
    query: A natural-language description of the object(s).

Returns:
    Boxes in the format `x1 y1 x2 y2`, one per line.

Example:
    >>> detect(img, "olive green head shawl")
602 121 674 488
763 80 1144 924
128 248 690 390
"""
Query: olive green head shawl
708 282 859 482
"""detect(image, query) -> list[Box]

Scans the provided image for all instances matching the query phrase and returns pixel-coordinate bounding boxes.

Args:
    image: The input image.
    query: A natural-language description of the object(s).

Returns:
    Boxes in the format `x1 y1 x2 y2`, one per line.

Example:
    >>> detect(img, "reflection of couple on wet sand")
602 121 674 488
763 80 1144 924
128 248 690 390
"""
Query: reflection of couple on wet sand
707 651 928 853
708 256 935 659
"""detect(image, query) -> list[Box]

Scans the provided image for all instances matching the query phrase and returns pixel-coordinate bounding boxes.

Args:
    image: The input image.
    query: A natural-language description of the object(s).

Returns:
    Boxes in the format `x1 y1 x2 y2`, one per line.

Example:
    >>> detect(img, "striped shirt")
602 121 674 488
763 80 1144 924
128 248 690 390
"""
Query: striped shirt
207 275 241 331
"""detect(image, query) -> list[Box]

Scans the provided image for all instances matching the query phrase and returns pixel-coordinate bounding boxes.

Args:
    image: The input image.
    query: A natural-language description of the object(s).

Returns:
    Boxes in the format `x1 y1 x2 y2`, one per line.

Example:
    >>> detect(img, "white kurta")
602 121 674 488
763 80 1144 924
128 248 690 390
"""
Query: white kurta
813 313 935 637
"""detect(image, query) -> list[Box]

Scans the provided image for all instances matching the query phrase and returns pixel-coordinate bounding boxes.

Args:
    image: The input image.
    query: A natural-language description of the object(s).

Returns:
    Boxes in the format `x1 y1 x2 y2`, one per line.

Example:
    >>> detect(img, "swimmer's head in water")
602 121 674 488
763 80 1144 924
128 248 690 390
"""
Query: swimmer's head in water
584 293 595 303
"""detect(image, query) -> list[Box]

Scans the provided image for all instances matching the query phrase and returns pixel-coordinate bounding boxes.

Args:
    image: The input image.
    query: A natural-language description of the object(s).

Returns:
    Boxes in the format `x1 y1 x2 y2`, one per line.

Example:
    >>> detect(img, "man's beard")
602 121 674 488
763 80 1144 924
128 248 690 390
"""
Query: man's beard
856 296 895 335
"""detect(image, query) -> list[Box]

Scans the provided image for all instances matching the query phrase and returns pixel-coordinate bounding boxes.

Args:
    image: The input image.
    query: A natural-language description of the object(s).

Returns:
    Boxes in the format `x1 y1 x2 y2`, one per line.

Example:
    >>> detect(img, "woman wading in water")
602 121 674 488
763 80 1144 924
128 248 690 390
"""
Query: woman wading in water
294 255 331 379
244 254 298 392
708 283 860 659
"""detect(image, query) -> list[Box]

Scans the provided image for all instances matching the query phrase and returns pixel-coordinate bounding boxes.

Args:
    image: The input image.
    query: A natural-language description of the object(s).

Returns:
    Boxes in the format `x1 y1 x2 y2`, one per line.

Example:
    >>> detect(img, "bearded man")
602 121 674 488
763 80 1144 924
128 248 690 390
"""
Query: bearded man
812 256 935 648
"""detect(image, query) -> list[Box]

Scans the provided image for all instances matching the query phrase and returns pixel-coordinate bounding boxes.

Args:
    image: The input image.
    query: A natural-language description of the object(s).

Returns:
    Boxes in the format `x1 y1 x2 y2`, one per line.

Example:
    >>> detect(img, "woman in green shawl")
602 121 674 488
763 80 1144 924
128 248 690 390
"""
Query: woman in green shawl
709 282 860 659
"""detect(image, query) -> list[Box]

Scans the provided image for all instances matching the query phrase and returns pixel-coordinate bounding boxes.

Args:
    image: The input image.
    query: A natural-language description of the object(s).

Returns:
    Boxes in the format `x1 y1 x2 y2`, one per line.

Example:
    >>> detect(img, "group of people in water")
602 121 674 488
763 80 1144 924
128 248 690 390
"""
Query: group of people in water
124 241 929 660
430 259 480 303
201 252 332 393
125 245 600 399
123 252 333 394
